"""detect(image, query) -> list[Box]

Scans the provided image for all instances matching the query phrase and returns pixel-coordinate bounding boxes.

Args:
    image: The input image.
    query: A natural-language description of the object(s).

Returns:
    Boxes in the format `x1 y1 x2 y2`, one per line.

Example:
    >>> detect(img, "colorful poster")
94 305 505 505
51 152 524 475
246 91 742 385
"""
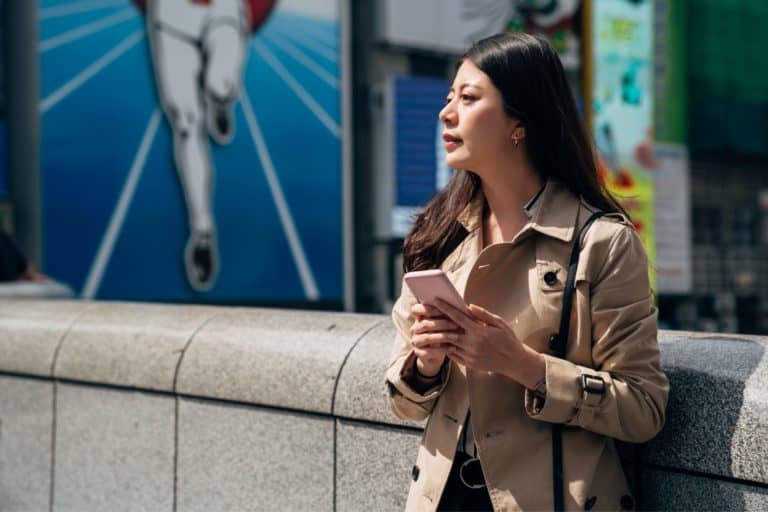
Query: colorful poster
591 0 655 274
504 0 583 71
38 0 345 304
380 0 582 70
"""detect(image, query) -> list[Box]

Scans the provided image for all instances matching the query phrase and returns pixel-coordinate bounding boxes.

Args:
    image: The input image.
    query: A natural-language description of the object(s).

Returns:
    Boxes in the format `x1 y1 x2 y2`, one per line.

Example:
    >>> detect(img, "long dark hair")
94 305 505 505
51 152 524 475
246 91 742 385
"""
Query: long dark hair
403 32 628 272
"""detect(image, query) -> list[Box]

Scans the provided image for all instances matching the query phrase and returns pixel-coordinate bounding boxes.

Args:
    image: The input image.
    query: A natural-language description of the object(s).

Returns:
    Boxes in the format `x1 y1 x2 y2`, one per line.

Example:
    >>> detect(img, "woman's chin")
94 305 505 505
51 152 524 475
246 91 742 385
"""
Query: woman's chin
445 155 468 170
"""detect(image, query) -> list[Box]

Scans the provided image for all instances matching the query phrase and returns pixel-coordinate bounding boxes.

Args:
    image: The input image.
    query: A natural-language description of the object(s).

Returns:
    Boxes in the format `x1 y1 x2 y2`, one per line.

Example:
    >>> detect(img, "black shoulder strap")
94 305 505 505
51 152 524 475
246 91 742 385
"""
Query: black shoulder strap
552 211 605 359
552 211 604 512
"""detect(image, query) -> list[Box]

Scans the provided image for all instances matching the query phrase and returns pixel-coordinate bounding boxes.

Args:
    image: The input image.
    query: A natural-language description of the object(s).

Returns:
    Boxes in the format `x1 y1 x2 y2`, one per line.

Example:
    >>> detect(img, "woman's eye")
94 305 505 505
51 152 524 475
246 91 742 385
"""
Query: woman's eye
461 94 475 103
444 96 453 105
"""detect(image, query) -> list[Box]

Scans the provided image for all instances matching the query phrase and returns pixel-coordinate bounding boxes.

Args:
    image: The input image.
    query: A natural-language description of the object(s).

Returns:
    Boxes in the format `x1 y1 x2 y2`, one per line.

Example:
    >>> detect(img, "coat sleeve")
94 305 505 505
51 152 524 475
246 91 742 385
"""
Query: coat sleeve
385 278 451 422
525 224 669 443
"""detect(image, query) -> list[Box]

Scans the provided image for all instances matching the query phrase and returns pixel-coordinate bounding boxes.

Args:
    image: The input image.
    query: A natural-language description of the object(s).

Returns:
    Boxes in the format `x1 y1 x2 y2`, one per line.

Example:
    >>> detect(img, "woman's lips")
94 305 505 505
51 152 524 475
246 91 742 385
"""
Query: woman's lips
443 133 462 151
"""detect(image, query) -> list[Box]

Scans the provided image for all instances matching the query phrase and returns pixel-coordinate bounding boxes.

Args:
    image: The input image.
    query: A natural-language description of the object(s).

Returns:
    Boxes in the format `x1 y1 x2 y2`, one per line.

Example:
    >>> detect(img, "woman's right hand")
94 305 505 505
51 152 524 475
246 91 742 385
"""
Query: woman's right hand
410 303 461 377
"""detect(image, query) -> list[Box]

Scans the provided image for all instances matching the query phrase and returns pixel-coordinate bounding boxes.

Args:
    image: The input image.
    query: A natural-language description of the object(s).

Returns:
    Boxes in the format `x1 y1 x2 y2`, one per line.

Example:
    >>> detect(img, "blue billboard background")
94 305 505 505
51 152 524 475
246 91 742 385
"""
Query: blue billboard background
39 0 343 303
389 75 450 238
394 75 450 208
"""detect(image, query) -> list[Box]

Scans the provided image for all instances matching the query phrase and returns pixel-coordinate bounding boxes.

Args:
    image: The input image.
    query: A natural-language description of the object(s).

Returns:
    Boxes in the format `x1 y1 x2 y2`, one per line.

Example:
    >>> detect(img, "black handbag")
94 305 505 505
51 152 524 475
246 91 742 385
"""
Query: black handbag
549 211 604 512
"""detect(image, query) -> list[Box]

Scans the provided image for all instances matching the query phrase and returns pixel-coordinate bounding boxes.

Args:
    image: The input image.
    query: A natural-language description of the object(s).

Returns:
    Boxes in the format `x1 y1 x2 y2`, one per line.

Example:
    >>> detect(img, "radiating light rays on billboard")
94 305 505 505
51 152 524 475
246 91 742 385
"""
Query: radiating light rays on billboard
262 32 339 89
39 0 126 20
240 90 319 300
39 8 136 53
82 109 161 299
252 39 340 138
40 29 145 113
270 25 338 64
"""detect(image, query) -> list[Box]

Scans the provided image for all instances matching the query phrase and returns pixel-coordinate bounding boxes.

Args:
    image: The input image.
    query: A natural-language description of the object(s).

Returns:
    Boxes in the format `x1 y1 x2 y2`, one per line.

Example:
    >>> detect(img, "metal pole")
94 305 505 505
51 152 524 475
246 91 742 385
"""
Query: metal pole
341 0 355 311
4 0 41 266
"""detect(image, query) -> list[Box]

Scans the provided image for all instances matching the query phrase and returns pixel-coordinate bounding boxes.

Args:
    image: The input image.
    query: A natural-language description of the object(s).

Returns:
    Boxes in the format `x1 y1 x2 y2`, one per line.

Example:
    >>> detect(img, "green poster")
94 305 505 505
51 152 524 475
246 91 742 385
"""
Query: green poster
592 0 655 277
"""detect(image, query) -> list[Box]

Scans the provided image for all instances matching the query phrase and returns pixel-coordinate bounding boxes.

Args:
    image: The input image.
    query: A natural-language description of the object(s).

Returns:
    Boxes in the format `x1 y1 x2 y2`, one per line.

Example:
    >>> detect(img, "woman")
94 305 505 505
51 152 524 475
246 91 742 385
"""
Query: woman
385 33 669 511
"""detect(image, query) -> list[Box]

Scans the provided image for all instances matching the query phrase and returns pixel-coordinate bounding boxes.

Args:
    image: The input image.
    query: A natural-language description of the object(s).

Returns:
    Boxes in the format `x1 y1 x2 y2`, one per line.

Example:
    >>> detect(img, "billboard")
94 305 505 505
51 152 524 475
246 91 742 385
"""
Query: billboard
590 0 655 276
38 0 347 305
389 75 450 238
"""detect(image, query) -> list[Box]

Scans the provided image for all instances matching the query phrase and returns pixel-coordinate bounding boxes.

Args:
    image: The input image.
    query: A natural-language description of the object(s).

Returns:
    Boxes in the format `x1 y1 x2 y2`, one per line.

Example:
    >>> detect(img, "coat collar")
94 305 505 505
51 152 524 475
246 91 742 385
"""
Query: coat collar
527 179 581 242
456 179 581 243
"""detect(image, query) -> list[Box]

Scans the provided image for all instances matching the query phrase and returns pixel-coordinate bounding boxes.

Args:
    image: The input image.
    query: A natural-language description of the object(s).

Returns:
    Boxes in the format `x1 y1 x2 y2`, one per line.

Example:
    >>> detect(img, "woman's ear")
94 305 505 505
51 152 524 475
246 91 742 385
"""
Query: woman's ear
510 124 526 146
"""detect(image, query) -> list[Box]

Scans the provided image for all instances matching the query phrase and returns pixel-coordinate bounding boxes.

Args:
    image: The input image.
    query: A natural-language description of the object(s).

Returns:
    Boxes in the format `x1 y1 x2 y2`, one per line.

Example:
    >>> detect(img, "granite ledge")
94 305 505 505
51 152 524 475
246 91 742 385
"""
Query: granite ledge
176 307 383 414
334 320 424 429
0 299 95 377
335 326 768 484
648 333 768 484
54 301 222 392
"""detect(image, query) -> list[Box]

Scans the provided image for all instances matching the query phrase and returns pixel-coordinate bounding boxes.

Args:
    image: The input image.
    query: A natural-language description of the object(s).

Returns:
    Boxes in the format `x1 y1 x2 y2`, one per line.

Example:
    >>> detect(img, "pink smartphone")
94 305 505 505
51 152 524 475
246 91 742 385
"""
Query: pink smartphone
403 269 472 317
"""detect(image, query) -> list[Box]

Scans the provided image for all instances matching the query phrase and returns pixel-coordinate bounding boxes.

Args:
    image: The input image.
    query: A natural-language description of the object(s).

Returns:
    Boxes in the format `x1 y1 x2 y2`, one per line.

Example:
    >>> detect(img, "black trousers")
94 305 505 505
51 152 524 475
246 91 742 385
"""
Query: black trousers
437 451 494 511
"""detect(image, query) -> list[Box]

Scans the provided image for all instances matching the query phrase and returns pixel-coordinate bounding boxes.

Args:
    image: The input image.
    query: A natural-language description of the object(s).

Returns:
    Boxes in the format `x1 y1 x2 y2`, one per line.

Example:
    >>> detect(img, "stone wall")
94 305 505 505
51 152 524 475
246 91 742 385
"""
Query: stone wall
0 300 766 511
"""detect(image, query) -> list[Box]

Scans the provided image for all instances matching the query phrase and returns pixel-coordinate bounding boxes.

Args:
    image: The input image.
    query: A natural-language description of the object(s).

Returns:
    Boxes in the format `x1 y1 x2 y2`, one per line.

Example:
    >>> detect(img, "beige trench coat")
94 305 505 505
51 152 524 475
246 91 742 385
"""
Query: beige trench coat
386 180 669 512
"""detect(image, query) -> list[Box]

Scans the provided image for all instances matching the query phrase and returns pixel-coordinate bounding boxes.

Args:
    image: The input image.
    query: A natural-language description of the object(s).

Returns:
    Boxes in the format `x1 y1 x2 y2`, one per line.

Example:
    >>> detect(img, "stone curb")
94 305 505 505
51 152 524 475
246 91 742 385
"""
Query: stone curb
1 300 766 486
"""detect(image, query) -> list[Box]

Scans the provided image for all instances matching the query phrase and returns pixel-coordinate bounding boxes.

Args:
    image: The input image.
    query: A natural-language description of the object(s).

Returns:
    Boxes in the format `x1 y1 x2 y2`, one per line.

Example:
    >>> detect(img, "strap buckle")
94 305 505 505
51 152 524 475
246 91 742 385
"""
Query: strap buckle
580 374 605 395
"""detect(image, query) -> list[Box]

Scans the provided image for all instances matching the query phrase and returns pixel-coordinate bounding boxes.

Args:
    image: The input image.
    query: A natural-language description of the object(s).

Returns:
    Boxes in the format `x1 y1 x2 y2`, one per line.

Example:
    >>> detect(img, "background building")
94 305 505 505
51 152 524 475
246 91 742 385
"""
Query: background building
1 0 767 333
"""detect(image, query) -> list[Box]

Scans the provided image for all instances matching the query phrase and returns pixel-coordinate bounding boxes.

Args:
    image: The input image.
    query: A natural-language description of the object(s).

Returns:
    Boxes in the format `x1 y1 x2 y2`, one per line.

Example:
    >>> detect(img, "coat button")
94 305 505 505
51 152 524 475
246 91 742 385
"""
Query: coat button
549 334 560 351
620 494 635 510
544 271 558 286
411 465 420 481
584 496 597 511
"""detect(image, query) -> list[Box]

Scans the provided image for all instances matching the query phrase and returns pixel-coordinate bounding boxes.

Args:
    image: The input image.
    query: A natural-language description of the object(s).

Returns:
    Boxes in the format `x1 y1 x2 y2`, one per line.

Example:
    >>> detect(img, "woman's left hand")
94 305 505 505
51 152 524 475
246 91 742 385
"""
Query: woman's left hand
433 298 544 388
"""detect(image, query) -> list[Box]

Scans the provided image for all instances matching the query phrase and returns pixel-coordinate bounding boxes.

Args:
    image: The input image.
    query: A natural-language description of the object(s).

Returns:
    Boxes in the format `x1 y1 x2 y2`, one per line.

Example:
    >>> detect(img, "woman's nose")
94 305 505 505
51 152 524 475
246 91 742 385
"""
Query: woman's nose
439 103 456 126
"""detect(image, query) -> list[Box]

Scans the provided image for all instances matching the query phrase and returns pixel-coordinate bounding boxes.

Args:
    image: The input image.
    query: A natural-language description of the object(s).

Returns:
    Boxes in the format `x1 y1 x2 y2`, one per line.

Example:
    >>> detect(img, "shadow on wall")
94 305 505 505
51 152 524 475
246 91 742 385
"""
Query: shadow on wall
642 336 766 511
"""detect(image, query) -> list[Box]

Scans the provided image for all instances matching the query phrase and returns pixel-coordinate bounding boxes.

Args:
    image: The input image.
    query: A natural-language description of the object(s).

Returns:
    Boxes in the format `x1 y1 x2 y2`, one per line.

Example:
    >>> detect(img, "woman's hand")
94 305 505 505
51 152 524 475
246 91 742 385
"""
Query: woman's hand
409 302 462 377
433 299 545 389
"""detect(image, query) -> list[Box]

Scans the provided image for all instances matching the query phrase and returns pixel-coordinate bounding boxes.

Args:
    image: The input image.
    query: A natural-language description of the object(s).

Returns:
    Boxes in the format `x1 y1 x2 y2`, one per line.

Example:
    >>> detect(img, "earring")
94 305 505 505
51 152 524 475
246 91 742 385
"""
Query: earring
513 138 520 147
